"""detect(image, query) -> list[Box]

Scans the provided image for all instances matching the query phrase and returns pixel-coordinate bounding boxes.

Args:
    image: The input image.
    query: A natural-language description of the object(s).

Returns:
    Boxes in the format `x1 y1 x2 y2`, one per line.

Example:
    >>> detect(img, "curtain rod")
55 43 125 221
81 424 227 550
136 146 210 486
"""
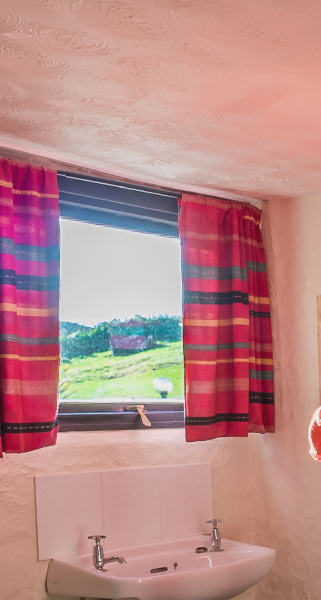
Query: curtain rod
0 145 262 208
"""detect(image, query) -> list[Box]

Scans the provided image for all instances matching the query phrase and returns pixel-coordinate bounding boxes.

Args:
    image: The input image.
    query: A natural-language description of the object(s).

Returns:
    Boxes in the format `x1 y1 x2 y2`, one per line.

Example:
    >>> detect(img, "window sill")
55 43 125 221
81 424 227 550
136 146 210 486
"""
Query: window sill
58 401 184 432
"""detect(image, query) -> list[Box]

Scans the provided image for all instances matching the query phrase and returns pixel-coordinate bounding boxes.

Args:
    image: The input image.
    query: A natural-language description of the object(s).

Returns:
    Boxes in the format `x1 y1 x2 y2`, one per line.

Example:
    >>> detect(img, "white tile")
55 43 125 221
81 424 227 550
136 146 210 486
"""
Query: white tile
35 471 103 560
101 467 162 549
160 464 212 541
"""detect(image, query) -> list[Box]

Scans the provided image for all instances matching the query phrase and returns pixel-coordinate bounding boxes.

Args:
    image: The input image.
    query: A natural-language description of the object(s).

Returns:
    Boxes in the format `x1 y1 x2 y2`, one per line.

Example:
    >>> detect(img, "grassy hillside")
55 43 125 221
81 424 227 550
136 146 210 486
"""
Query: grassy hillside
59 341 184 400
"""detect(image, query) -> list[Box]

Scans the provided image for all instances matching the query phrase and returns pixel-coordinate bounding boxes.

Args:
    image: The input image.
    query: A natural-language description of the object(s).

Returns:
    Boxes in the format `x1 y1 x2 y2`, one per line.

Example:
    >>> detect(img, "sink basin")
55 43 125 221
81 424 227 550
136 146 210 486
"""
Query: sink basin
47 535 275 600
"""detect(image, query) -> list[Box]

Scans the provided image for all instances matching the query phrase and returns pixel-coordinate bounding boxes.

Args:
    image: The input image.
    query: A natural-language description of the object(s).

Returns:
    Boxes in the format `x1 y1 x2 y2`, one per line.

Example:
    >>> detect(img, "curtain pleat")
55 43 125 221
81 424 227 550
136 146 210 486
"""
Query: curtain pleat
0 160 60 454
179 193 274 442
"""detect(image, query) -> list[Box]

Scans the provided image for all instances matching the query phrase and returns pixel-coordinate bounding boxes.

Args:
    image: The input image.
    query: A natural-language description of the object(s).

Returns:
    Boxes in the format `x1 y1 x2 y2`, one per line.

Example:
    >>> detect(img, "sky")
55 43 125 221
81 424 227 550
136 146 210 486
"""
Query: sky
59 219 183 327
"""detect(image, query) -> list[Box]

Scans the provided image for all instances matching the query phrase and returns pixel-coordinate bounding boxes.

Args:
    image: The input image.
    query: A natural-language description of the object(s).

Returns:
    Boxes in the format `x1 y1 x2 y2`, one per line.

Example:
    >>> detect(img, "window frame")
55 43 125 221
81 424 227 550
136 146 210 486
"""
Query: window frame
57 171 184 432
58 401 184 432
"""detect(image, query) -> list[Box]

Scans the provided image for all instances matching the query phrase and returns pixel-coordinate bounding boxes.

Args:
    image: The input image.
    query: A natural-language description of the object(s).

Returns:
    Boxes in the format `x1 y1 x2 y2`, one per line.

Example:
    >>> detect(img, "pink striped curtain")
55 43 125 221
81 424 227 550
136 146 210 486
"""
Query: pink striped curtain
0 160 60 454
179 193 274 442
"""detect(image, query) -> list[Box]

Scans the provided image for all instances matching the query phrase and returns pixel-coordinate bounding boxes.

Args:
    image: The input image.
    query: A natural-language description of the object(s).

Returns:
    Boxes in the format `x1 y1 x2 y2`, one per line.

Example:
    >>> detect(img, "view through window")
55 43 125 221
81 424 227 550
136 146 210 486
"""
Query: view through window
59 219 184 403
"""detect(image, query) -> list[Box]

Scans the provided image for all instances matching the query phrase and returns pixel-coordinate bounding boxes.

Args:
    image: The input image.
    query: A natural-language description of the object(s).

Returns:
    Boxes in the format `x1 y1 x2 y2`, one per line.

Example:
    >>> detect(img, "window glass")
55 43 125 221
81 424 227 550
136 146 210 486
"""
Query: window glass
59 219 184 403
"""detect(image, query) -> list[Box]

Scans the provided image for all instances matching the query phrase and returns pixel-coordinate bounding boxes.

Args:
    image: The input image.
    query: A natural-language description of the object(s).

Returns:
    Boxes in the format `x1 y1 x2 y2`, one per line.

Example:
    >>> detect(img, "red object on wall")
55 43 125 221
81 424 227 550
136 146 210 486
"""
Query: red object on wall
308 407 321 461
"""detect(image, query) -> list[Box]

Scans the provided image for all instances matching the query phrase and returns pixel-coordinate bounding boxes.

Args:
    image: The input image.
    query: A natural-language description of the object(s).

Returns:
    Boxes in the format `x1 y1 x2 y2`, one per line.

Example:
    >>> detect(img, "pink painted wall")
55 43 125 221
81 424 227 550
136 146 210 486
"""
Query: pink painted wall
0 429 254 600
251 197 321 599
4 196 321 600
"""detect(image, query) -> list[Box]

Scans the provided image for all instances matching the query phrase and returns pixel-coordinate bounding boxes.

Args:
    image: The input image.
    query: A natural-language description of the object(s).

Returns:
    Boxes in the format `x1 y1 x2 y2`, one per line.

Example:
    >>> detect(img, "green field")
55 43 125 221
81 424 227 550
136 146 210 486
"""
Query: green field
59 341 184 400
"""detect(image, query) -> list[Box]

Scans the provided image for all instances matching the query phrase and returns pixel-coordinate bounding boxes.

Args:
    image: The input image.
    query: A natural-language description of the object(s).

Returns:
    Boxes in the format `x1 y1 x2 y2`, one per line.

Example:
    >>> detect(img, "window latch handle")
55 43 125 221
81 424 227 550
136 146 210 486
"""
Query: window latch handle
137 404 152 427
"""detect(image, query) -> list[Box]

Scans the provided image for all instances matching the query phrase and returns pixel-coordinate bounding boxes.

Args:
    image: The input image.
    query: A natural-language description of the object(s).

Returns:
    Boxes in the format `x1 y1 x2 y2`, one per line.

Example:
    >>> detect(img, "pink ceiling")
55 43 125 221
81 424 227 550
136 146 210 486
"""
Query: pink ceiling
1 0 321 199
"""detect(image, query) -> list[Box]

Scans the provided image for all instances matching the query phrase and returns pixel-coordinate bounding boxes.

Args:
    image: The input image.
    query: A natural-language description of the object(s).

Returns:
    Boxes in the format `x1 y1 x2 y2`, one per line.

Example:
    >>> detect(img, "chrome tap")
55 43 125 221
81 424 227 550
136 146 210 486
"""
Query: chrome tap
88 535 126 571
205 519 224 552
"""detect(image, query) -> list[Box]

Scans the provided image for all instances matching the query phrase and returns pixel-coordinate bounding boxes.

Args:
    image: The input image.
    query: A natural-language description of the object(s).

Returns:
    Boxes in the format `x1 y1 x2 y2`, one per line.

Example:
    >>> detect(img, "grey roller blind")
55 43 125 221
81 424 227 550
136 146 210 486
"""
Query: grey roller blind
58 171 180 237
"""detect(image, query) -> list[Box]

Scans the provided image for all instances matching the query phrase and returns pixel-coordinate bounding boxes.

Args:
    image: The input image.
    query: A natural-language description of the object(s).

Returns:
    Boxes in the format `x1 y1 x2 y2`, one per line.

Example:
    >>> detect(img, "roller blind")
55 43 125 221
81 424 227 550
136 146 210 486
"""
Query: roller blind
58 171 180 237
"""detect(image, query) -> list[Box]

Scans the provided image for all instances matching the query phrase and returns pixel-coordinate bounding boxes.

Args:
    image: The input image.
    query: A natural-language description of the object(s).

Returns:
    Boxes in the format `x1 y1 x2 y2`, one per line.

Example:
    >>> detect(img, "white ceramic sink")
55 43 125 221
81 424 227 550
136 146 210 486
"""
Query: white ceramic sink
47 535 275 600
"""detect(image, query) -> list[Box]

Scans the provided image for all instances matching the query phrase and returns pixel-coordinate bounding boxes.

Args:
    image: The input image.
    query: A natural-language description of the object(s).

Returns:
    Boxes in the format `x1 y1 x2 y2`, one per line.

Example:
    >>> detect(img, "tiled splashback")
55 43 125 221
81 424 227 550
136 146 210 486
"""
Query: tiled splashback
35 464 212 560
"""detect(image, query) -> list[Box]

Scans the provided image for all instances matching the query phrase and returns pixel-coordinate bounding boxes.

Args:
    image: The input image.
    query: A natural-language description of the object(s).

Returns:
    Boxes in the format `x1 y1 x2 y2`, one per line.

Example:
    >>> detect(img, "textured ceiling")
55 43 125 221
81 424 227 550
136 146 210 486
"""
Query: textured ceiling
1 0 321 200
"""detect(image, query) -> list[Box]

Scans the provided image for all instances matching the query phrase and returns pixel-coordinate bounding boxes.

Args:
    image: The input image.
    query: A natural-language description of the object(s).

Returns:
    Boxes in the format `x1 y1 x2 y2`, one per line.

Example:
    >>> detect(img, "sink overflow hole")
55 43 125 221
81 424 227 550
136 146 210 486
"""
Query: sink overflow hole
196 546 208 553
150 566 168 574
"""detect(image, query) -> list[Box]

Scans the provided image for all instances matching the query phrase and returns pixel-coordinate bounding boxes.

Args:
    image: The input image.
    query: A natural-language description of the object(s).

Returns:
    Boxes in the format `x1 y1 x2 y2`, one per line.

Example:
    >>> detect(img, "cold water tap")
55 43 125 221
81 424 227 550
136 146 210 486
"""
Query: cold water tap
205 519 224 552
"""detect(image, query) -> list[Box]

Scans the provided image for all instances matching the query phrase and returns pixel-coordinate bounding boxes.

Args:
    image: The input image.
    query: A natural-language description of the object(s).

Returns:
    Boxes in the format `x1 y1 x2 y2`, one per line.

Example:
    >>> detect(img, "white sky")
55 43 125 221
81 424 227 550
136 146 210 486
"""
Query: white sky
59 219 182 326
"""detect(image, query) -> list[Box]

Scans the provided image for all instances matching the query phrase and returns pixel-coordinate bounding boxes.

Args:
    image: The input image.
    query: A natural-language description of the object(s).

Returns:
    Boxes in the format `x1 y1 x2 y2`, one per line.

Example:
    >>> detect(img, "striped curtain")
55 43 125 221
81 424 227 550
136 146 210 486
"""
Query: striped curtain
179 193 274 442
0 160 60 454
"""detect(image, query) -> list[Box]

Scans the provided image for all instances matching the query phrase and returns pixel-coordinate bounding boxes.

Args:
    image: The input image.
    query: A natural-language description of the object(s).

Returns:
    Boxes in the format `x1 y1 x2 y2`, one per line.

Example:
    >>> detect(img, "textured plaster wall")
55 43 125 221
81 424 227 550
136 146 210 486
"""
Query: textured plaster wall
0 429 254 600
5 196 321 600
251 197 321 600
2 0 321 200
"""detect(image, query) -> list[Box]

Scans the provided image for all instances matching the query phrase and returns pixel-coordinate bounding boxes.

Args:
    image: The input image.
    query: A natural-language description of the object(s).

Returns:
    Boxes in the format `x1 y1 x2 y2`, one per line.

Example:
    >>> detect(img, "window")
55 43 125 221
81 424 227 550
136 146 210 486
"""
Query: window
57 172 184 431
